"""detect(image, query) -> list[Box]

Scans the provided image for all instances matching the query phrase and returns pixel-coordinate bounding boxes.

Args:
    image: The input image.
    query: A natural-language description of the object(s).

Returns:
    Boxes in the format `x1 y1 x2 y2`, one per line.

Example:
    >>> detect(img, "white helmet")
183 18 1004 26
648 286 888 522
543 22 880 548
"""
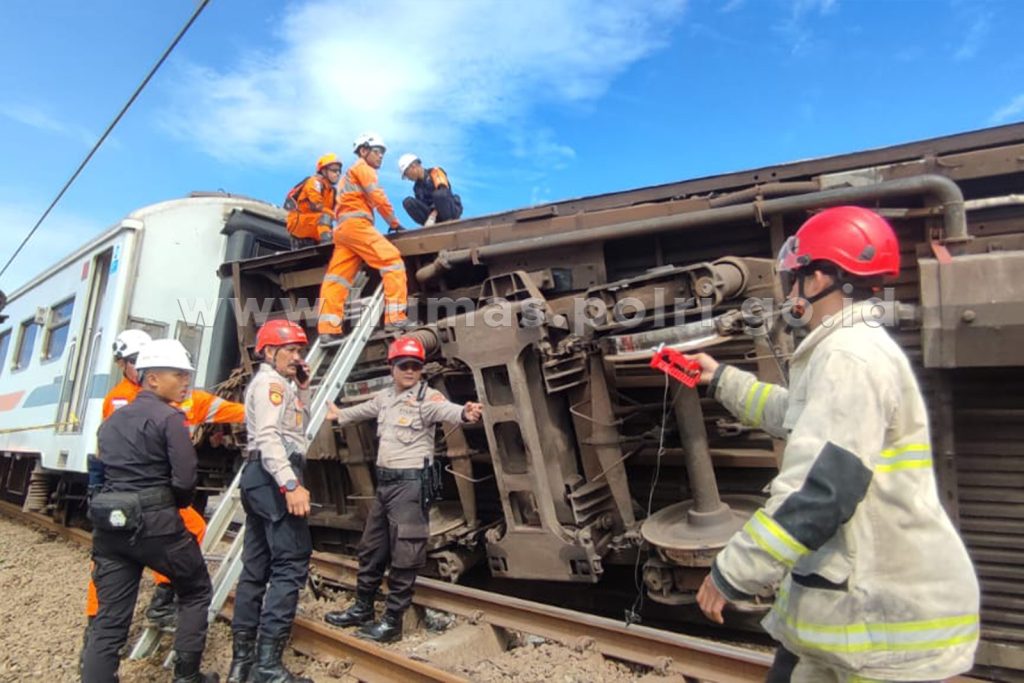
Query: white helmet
112 329 152 361
353 132 386 153
398 153 420 178
135 339 194 372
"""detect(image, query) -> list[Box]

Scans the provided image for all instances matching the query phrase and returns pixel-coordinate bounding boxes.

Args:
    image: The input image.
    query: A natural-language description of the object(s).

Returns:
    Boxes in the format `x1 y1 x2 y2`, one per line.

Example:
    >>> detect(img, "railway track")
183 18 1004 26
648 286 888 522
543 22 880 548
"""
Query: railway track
0 501 988 683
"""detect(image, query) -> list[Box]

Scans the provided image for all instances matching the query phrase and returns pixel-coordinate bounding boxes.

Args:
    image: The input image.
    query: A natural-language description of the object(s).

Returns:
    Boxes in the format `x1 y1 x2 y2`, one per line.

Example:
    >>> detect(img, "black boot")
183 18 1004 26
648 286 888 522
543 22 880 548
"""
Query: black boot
146 583 177 626
227 630 256 683
324 593 375 628
250 636 313 683
172 650 219 683
356 611 403 643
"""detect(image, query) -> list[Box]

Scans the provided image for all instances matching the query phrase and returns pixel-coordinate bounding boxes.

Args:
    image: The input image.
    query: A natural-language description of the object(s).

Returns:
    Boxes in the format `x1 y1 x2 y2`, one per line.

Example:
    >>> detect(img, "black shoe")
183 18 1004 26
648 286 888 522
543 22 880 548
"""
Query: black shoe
227 630 256 683
146 584 177 626
384 319 418 334
172 650 219 683
324 594 375 628
356 611 403 643
250 635 313 683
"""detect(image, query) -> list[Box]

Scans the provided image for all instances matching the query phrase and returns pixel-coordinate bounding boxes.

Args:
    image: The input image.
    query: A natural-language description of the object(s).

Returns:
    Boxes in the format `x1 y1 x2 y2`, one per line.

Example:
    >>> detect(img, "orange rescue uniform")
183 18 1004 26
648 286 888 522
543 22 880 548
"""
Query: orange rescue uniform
318 158 408 333
285 174 338 242
85 380 244 616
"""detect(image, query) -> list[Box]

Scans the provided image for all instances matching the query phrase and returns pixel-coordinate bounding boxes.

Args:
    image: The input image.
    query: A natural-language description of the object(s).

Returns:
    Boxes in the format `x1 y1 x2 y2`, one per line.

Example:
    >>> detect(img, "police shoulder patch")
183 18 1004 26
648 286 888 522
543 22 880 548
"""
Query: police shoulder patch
429 392 445 403
269 382 285 406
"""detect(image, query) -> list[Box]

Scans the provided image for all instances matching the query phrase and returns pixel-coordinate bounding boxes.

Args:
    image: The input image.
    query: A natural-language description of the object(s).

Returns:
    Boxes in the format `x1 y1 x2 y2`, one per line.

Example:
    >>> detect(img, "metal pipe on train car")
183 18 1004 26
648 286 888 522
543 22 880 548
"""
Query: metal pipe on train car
417 174 967 283
671 385 725 516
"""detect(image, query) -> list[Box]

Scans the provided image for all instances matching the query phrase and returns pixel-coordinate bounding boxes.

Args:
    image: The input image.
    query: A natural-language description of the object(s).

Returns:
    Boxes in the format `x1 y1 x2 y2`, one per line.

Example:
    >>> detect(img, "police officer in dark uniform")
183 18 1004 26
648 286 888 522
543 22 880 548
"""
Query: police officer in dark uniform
227 320 313 683
322 337 482 642
82 339 216 683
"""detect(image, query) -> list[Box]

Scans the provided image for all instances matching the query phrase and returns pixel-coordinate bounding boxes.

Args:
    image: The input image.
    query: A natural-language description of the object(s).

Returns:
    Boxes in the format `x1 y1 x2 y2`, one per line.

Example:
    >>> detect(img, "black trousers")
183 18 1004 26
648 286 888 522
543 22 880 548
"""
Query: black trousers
82 526 211 683
403 192 462 225
356 478 429 615
233 462 312 639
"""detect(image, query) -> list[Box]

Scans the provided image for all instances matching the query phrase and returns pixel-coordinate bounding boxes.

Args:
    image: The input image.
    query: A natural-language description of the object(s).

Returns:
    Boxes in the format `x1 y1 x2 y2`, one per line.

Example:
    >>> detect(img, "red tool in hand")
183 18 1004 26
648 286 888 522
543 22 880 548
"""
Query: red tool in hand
649 344 702 388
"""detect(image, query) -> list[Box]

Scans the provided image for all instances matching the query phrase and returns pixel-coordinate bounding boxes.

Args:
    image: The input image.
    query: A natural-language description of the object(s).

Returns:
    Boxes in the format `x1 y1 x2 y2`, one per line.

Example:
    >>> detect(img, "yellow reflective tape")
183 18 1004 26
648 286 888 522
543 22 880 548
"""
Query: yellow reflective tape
876 459 933 473
752 384 774 426
754 510 809 557
880 443 930 458
744 522 794 566
743 381 763 424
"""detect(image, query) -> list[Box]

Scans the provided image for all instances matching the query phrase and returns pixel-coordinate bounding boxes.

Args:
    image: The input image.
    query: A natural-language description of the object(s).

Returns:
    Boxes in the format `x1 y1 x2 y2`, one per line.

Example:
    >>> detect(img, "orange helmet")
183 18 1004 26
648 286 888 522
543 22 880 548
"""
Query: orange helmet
256 320 308 353
387 337 425 363
316 153 341 172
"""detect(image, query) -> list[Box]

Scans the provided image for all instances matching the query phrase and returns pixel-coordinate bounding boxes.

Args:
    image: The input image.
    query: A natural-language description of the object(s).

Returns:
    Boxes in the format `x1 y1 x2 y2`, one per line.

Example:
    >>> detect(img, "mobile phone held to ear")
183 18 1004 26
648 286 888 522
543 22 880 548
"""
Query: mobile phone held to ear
294 362 310 385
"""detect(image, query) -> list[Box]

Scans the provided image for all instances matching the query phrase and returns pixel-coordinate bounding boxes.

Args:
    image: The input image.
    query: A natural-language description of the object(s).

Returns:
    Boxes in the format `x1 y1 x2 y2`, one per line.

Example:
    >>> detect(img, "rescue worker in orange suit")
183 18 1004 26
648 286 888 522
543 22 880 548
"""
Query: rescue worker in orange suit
317 132 411 344
691 207 980 682
284 153 342 250
322 337 482 643
228 320 313 683
82 339 217 683
84 329 244 633
397 154 463 227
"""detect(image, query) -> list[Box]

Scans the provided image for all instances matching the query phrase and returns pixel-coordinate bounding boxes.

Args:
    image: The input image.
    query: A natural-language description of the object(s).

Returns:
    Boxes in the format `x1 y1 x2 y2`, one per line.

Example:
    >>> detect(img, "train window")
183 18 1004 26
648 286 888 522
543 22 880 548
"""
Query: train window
0 329 11 372
175 321 203 369
127 316 168 341
14 319 40 371
43 297 75 361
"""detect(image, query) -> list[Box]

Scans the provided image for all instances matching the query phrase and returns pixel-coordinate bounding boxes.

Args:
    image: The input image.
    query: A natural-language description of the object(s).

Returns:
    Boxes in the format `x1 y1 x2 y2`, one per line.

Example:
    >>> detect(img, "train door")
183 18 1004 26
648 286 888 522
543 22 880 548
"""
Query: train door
55 248 113 433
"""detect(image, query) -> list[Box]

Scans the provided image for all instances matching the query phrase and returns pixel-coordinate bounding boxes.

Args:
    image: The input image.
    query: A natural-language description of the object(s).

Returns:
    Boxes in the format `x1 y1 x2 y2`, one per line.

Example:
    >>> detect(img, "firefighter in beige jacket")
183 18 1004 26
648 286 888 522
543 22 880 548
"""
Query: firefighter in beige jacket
693 207 979 683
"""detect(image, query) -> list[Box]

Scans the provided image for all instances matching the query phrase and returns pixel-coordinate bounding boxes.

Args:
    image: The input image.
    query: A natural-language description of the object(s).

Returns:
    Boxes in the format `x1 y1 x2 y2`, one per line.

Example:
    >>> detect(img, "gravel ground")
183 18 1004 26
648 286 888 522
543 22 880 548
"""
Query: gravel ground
0 515 680 682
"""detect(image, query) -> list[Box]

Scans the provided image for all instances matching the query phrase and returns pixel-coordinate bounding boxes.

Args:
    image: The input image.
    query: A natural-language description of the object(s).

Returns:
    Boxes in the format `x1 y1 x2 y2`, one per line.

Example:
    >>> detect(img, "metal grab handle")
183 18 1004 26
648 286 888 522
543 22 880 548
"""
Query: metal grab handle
444 464 494 484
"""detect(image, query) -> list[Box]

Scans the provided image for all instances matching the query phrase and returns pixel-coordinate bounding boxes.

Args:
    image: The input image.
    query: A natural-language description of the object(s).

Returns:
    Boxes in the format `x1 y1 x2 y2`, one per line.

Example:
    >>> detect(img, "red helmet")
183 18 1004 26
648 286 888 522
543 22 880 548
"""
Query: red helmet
388 336 425 363
778 206 900 280
256 320 308 353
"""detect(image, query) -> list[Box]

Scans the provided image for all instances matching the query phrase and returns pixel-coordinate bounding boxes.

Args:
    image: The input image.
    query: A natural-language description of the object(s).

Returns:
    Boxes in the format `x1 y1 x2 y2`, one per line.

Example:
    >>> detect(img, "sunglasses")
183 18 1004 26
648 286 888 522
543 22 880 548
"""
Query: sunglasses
369 147 386 155
394 361 423 372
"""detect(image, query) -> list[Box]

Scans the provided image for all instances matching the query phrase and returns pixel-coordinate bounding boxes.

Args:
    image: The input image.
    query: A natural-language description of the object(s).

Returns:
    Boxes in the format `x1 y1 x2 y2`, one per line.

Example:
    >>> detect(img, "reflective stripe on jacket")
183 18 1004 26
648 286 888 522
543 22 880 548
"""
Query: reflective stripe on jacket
336 158 400 229
710 302 979 679
285 175 337 240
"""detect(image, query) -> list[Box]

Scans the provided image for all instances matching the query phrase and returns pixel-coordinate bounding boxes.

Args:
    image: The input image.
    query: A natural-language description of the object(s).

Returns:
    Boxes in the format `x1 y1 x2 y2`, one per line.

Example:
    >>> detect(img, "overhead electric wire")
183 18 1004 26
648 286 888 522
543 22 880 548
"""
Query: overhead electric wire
0 0 212 281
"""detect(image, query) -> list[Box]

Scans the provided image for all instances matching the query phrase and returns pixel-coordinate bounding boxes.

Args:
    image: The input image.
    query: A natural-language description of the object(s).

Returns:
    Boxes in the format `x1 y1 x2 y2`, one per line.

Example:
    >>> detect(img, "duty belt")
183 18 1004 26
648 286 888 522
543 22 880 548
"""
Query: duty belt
376 466 423 483
135 486 176 510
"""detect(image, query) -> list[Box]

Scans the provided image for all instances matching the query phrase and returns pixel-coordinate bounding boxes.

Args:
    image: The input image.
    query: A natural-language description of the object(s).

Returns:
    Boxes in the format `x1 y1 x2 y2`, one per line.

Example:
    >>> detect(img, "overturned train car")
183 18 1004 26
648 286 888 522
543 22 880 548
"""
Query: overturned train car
224 124 1024 674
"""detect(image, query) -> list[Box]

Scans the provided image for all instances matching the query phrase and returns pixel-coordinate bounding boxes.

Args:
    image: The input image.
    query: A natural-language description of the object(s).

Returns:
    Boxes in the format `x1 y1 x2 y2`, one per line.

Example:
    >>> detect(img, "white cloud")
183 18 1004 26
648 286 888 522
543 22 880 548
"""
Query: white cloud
0 201 104 293
159 0 686 171
990 94 1024 124
0 103 96 147
775 0 839 56
953 12 991 62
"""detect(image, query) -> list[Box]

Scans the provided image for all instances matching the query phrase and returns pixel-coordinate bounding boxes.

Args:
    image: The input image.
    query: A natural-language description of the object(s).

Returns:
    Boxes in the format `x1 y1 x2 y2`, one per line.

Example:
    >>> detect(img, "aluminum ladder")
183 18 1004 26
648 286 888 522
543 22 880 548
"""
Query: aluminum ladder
129 280 384 663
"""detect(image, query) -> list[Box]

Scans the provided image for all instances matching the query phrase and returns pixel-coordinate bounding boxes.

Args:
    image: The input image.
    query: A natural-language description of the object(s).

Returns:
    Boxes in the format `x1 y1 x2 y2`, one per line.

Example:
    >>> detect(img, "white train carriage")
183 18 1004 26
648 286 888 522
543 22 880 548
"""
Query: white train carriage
0 193 288 515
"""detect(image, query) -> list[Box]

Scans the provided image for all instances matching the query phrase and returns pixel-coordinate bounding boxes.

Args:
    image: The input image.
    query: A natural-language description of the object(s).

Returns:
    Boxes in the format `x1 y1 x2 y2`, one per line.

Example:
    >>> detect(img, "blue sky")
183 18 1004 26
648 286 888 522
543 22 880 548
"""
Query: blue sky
1 0 1022 291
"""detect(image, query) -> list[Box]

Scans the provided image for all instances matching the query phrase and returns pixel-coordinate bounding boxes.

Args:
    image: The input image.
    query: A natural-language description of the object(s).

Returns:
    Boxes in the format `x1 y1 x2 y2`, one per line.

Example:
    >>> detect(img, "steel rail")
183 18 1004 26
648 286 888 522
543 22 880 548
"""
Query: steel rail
221 599 466 683
312 552 772 683
0 503 988 683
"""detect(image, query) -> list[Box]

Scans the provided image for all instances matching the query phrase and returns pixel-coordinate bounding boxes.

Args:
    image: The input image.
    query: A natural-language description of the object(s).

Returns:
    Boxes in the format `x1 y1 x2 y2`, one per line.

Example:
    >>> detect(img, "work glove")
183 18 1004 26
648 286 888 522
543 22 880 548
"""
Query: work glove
320 231 333 244
387 224 407 235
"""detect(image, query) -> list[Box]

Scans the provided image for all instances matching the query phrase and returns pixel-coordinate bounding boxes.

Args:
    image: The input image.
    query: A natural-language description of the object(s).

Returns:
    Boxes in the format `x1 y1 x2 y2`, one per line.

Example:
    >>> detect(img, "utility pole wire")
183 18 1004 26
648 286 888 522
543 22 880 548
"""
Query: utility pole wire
0 0 213 281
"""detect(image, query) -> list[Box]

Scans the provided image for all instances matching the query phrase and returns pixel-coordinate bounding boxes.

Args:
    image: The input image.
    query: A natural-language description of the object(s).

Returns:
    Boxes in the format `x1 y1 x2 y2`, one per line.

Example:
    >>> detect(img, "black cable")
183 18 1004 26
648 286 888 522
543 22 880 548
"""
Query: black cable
0 0 212 281
626 372 674 626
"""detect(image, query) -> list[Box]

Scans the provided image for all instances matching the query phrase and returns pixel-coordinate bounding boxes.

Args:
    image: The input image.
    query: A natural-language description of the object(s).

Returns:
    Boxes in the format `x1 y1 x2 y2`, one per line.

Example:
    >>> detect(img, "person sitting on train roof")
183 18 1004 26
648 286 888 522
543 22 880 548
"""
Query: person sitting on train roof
397 153 463 227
